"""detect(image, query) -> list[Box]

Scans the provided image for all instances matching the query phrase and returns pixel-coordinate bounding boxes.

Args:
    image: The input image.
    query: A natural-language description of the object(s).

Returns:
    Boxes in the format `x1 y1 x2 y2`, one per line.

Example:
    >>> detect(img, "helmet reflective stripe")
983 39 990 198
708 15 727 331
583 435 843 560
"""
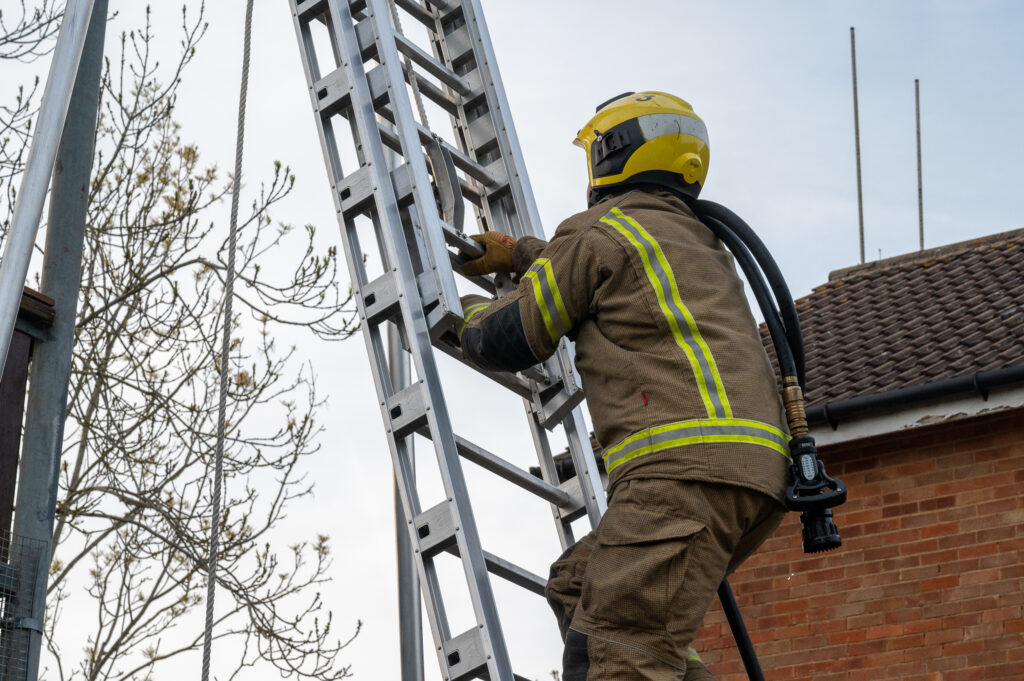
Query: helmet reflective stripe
600 208 732 419
604 418 792 473
523 258 570 344
638 113 709 147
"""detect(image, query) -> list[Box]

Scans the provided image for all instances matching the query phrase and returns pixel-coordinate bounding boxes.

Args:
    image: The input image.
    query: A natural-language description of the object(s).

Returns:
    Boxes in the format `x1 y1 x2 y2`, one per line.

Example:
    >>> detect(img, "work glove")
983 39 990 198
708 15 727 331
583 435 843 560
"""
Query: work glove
460 232 517 277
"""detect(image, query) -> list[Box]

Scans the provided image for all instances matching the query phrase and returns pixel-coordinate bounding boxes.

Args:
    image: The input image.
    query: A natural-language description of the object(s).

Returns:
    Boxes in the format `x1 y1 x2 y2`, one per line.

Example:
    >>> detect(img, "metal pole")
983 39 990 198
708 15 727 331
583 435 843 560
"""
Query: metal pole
380 86 422 679
390 324 423 681
915 79 924 251
0 0 97 380
850 27 865 264
10 1 107 679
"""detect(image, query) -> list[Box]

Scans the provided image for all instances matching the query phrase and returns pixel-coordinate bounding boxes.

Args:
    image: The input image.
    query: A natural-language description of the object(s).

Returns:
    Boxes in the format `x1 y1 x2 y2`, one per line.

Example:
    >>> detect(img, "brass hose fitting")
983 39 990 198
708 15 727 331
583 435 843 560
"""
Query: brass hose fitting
782 376 809 439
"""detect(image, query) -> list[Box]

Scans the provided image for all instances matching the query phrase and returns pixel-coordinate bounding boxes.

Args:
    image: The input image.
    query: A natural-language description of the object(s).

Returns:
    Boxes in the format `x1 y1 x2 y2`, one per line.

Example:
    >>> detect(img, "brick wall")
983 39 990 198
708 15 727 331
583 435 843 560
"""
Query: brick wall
696 407 1024 681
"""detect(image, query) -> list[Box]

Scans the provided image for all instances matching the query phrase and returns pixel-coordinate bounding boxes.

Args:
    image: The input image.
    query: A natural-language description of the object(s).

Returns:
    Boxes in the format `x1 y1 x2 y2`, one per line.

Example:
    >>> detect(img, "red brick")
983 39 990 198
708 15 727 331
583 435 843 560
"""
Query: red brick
944 640 985 656
925 627 964 645
920 521 960 539
921 575 959 591
958 542 1000 559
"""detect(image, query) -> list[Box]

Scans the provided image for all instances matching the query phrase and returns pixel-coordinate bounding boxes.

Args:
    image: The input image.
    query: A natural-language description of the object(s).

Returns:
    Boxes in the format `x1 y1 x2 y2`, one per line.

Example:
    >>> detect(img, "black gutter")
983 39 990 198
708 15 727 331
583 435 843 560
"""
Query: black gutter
808 365 1024 430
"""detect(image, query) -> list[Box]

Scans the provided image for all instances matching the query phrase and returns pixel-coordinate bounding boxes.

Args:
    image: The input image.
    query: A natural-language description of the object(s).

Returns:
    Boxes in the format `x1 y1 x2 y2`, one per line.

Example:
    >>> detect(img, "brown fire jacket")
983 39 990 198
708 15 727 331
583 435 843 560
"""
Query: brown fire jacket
461 189 790 503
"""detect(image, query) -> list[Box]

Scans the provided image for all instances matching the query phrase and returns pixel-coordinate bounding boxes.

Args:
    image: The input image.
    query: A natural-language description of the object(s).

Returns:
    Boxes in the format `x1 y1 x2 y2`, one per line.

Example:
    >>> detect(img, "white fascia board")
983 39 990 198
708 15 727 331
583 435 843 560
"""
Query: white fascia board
810 384 1024 447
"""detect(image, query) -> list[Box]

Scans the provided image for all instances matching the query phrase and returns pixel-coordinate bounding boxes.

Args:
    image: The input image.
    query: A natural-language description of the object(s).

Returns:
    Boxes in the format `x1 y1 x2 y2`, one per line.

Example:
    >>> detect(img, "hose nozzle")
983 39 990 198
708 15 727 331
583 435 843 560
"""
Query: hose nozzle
785 435 847 554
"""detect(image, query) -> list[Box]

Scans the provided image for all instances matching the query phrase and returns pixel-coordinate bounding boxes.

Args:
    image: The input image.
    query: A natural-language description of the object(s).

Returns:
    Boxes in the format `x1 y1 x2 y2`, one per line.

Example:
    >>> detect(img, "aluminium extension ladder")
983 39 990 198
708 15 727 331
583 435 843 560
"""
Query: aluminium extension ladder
287 0 607 678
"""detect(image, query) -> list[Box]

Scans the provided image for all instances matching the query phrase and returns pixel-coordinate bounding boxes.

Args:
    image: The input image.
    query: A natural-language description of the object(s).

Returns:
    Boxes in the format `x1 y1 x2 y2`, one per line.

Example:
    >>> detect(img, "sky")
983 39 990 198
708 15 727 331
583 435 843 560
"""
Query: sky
6 1 1024 680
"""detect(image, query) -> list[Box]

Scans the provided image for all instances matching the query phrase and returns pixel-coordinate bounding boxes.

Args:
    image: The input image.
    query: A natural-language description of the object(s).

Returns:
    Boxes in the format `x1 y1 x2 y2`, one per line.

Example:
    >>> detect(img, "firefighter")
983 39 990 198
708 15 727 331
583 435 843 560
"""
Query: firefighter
458 92 789 680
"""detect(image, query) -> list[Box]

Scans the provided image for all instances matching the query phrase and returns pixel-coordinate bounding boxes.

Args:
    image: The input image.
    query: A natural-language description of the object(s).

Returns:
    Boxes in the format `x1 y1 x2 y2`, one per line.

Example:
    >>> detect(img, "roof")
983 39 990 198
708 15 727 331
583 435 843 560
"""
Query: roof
774 228 1024 408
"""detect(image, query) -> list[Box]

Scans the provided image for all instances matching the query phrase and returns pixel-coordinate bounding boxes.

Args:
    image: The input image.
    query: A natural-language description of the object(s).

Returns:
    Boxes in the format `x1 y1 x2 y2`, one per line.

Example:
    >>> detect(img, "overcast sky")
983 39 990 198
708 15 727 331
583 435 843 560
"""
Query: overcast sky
8 1 1024 679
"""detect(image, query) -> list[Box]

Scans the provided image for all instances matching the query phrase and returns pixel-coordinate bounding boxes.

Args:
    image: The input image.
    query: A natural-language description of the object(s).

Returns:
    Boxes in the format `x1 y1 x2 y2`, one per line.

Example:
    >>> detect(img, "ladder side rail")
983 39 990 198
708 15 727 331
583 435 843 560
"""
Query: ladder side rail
294 2 517 678
435 5 606 522
422 1 608 529
455 0 544 238
524 402 576 549
292 0 457 655
365 0 464 324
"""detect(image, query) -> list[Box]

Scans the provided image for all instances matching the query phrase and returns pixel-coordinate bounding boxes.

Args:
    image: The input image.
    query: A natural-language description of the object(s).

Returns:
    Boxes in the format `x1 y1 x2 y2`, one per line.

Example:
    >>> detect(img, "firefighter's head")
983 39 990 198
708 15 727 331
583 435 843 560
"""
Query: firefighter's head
575 91 709 207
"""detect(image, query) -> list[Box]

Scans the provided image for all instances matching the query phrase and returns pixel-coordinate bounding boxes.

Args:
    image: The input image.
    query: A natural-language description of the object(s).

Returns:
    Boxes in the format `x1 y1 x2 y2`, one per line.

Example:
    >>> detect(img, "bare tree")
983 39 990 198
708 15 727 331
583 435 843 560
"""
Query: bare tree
2 3 361 680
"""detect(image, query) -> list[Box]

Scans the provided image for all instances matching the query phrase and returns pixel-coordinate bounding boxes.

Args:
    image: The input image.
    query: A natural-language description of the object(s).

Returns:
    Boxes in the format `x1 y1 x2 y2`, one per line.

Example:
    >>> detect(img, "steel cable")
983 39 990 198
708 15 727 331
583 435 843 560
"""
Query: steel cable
201 0 253 678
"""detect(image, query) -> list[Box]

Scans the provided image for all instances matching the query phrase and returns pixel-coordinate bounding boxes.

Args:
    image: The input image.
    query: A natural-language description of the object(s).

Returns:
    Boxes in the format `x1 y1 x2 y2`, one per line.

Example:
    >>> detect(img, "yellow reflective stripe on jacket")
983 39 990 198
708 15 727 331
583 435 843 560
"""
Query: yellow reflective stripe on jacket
603 418 791 473
523 258 571 344
599 207 732 419
687 647 703 663
458 302 490 337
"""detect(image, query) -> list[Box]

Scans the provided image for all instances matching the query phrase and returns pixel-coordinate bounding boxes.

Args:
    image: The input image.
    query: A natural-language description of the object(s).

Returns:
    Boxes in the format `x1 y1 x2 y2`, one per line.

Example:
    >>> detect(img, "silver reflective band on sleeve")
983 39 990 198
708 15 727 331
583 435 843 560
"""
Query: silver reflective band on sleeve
638 113 709 146
523 258 570 344
603 418 791 473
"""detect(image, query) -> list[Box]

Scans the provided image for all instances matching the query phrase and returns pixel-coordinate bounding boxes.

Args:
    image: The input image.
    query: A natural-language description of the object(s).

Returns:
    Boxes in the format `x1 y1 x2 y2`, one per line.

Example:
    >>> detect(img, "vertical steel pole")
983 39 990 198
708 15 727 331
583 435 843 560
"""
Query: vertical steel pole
389 324 423 681
10 2 107 679
0 0 97 380
850 27 865 264
915 79 924 251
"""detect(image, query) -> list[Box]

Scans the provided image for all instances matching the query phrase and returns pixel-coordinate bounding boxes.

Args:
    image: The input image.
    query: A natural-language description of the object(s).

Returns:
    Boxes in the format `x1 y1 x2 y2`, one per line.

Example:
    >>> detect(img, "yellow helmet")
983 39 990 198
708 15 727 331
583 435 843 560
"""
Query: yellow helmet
575 91 709 203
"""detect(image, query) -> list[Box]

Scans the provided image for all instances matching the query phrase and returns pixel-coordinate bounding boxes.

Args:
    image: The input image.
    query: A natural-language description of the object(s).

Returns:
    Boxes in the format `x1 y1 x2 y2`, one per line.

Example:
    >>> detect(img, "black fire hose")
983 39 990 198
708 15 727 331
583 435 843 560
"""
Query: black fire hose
690 199 848 681
691 199 847 547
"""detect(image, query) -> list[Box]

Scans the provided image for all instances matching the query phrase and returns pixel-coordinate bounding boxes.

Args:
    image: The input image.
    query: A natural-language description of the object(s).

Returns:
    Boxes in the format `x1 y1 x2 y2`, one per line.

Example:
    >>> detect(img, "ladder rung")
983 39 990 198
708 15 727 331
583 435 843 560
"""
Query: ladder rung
430 339 547 399
386 382 428 438
312 67 353 119
394 33 475 98
393 0 433 27
359 271 401 326
554 476 586 523
478 550 546 596
437 544 546 597
536 382 586 430
442 627 488 681
337 162 425 221
405 69 459 116
295 0 327 23
365 60 459 119
375 121 489 204
438 13 473 67
465 112 498 155
450 433 572 507
413 499 458 558
374 106 499 188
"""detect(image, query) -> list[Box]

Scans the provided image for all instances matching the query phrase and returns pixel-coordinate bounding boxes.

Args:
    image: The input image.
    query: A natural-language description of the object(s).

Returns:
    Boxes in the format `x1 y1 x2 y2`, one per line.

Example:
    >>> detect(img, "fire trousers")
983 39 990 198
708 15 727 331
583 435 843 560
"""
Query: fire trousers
546 478 785 680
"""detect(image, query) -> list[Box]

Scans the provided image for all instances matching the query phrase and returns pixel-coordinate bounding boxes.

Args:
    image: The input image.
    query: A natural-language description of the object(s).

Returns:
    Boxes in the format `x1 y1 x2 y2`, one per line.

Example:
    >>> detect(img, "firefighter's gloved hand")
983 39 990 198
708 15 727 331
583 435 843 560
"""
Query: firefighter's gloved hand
460 232 517 277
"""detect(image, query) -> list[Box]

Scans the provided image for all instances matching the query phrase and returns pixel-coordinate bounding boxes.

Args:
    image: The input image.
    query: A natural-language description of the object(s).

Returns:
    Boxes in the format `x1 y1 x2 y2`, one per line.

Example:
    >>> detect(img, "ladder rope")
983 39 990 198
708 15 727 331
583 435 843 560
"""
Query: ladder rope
388 0 430 127
201 0 253 678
